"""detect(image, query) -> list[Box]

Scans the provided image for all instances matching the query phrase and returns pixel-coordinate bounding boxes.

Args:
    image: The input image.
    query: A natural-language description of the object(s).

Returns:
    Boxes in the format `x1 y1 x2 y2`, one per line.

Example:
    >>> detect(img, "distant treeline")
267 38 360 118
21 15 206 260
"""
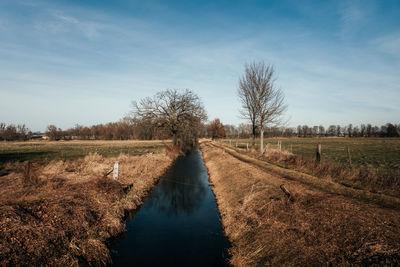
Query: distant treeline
1 121 399 141
0 123 31 141
223 123 400 138
45 117 170 141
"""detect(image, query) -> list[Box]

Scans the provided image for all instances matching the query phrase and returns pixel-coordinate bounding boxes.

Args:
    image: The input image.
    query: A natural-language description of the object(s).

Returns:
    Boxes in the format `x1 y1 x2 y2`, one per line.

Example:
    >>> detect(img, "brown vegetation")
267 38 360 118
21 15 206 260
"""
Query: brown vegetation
261 148 400 197
201 141 400 266
209 118 226 139
0 152 176 266
227 143 400 200
214 142 400 209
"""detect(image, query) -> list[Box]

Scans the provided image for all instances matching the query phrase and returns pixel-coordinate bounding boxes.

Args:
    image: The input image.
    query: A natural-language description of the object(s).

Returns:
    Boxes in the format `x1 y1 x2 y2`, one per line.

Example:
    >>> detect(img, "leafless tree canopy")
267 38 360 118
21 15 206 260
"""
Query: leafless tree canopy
209 118 226 140
238 61 287 152
131 89 207 148
238 72 258 146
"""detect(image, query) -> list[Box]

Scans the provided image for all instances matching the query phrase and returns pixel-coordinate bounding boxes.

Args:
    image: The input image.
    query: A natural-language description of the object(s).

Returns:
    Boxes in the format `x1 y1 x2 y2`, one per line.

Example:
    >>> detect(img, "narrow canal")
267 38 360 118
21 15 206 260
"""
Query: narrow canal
110 150 230 266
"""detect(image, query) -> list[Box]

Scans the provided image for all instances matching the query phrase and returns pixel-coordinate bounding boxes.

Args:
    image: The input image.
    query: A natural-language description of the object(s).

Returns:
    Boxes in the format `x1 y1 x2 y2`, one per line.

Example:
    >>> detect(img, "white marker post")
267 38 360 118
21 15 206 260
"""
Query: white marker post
113 161 119 181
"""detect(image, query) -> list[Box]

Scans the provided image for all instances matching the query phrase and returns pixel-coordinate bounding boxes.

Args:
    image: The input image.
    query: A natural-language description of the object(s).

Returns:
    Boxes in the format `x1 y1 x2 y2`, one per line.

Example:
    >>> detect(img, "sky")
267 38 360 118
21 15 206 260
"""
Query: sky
0 0 399 132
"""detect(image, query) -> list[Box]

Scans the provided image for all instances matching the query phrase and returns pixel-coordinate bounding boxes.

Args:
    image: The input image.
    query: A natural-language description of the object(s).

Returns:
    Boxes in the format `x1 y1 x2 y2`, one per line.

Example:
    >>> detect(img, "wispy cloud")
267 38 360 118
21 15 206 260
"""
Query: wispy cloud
372 32 400 59
32 10 103 40
337 0 373 39
53 13 79 24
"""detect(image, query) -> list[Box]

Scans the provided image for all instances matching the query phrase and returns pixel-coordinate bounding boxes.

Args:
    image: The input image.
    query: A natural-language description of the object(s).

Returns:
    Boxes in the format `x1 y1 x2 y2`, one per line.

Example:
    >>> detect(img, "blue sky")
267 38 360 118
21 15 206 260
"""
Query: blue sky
0 0 399 131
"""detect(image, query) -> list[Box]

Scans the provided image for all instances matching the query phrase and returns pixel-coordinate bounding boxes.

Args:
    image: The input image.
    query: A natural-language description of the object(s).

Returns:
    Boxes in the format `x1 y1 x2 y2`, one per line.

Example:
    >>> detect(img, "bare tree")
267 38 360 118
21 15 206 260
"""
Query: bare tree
46 125 59 141
360 124 366 137
209 118 226 139
312 126 319 137
238 123 252 138
297 125 302 137
318 125 325 137
366 124 372 137
238 75 258 147
347 123 353 137
132 89 207 148
302 125 309 137
238 61 287 153
336 125 341 137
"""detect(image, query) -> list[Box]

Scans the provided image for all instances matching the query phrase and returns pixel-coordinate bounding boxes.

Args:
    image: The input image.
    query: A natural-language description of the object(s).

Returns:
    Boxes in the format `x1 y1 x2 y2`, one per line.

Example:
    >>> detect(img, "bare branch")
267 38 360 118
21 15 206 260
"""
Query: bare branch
132 89 207 148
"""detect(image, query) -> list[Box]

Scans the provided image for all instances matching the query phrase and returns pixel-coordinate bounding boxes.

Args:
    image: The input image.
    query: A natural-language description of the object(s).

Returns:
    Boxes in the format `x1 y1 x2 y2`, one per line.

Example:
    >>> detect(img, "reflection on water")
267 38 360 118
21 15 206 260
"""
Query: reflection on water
110 150 230 266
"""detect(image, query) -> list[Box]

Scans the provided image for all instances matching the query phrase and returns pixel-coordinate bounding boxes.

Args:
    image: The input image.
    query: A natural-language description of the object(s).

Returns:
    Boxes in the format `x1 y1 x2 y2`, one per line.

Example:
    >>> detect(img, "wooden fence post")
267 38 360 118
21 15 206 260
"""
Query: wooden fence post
316 144 321 163
347 147 352 167
263 143 270 155
113 161 119 180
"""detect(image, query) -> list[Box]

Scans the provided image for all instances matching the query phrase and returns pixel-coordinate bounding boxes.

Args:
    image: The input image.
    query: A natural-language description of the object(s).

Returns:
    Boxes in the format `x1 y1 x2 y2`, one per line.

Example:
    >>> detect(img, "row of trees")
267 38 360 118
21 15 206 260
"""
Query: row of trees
0 123 31 141
218 123 400 138
45 118 168 141
2 120 398 142
296 123 400 138
2 121 399 142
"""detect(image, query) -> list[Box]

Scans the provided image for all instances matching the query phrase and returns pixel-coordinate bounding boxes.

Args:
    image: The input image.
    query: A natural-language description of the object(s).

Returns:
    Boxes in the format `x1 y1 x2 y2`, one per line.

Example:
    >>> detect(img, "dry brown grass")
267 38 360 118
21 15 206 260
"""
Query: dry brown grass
234 145 400 198
0 151 175 266
259 148 400 197
201 142 400 266
213 142 400 209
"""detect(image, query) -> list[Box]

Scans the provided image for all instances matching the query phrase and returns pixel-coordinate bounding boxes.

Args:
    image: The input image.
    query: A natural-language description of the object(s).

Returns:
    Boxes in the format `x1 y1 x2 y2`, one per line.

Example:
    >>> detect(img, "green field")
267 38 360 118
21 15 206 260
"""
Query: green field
0 140 169 163
222 137 400 170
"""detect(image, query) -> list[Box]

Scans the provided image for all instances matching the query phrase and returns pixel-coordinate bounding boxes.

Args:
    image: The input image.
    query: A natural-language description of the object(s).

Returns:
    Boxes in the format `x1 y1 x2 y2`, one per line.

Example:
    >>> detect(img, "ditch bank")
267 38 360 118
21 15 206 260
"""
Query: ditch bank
0 151 177 266
201 141 400 266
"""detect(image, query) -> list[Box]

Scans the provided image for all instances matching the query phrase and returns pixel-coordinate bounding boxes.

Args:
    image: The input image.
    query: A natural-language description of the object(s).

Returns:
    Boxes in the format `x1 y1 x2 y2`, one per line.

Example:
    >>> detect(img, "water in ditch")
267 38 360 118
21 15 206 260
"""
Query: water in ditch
110 150 230 266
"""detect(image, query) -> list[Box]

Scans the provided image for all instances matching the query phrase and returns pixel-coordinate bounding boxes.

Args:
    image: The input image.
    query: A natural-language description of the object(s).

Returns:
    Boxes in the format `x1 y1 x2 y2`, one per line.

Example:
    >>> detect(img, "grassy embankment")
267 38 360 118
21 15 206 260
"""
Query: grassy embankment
221 137 400 197
0 140 177 266
201 141 400 266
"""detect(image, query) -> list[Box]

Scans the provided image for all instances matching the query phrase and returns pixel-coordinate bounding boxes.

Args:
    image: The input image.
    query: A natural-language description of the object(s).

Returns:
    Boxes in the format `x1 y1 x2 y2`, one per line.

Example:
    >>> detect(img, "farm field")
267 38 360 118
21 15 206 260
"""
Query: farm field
0 140 169 163
221 137 400 170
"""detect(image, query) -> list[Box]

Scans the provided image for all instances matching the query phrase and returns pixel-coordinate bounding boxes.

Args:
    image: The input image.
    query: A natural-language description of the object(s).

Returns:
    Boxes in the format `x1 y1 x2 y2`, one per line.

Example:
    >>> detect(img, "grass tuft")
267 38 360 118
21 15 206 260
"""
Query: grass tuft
22 162 40 185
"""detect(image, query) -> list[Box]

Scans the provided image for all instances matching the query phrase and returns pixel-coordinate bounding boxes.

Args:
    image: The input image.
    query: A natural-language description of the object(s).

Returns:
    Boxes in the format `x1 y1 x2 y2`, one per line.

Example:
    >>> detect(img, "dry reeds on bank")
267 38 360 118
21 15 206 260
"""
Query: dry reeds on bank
0 152 175 266
201 142 400 266
252 148 400 197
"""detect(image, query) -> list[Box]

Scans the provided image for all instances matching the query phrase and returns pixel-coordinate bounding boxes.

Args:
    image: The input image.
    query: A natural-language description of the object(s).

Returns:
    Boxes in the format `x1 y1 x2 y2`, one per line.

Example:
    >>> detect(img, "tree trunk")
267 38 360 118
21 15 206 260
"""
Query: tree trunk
260 126 264 154
252 125 256 147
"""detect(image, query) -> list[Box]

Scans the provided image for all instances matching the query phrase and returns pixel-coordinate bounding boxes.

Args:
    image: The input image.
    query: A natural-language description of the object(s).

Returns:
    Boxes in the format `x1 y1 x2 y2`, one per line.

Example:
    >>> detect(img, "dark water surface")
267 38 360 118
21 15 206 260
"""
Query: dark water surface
110 150 230 266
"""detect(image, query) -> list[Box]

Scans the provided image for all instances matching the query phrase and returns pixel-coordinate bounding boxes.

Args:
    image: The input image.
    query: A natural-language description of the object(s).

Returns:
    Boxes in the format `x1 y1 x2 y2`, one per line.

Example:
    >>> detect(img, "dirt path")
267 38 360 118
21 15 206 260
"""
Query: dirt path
201 141 400 266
